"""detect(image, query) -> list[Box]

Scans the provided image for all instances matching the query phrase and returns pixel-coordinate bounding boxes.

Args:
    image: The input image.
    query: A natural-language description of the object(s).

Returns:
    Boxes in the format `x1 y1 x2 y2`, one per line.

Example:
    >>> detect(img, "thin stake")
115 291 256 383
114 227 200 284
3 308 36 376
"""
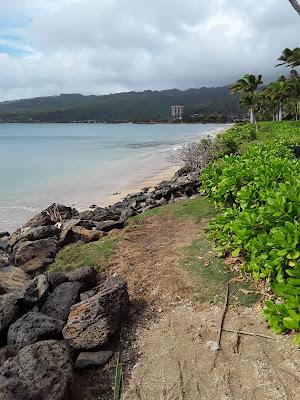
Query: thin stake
222 329 276 340
211 283 229 370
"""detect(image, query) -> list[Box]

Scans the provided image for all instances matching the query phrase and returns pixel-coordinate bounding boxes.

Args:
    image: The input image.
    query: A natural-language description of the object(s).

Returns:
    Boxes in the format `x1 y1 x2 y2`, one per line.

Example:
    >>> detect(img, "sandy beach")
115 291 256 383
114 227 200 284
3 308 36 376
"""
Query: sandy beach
0 123 233 232
74 123 234 212
100 164 180 206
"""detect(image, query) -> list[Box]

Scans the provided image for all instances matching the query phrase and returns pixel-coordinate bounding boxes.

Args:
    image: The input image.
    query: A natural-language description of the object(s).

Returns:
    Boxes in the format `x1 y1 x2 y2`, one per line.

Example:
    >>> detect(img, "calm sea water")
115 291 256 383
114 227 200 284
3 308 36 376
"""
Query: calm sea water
0 123 227 232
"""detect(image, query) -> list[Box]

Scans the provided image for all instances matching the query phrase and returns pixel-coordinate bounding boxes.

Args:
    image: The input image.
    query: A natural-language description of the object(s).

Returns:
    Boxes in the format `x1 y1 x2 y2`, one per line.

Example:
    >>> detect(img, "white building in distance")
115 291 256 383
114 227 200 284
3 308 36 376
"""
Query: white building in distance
171 105 184 120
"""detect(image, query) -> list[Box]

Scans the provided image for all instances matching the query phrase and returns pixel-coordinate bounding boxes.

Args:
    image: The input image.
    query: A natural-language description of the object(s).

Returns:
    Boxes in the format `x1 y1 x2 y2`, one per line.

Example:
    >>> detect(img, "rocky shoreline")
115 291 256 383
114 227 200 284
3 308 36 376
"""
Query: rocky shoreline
0 166 200 399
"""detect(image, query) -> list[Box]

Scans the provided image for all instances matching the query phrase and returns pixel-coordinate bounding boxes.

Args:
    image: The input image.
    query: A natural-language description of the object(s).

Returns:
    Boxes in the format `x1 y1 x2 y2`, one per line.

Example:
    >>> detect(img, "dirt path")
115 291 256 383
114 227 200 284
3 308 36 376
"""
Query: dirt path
107 215 300 400
122 304 300 400
107 215 202 309
74 209 300 400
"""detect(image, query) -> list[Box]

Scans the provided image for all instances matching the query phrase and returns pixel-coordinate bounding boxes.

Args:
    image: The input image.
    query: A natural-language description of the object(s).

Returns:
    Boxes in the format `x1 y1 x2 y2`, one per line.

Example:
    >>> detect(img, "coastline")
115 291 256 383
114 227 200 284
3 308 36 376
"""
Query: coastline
0 123 233 232
103 164 180 206
73 123 234 212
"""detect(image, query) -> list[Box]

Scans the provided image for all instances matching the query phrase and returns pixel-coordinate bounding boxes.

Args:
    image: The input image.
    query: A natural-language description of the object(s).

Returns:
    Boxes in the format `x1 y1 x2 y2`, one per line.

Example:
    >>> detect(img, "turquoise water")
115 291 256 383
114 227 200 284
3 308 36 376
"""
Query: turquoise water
0 123 227 231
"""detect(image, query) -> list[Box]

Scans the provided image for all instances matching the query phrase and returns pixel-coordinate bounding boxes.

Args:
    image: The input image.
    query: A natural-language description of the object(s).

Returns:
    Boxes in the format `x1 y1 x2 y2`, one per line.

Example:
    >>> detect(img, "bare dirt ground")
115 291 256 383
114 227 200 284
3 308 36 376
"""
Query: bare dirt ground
107 215 201 309
122 305 300 400
73 212 300 400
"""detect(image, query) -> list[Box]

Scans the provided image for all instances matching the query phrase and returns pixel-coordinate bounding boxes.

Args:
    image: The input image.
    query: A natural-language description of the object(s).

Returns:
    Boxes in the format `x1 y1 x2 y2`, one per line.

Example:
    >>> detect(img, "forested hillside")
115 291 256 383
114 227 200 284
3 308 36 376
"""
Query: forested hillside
0 86 239 123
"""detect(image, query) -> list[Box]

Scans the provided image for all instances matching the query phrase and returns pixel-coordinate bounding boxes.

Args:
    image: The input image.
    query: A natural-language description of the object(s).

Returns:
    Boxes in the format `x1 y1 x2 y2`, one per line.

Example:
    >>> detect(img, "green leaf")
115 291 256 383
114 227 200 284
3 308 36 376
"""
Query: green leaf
277 249 287 257
232 247 241 257
293 333 300 346
114 359 122 400
283 316 299 330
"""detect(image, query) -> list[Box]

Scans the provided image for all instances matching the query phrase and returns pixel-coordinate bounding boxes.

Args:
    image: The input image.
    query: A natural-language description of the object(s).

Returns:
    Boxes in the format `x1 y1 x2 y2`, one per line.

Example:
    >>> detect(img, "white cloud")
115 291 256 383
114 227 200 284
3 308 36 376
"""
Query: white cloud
0 0 299 100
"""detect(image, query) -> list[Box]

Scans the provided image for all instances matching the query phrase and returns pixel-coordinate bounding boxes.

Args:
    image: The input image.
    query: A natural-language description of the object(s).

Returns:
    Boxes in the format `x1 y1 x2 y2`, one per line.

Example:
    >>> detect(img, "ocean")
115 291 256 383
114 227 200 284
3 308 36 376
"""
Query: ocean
0 123 227 232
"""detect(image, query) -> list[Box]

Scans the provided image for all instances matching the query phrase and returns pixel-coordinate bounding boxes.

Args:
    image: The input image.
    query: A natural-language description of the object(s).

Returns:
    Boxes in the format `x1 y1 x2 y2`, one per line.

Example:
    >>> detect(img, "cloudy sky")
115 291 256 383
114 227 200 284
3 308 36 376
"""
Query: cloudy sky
0 0 299 100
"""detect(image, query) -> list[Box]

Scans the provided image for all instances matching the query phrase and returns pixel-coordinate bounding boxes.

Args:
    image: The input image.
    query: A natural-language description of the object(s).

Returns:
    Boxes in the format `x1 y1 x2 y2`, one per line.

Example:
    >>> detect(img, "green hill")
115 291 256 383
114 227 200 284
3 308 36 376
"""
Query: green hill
0 86 239 123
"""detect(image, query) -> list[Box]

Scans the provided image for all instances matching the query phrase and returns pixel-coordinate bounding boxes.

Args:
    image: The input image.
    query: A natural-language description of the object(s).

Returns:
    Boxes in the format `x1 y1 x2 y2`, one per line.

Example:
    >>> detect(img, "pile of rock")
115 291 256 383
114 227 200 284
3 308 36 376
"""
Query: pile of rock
0 266 128 399
0 168 199 398
0 167 200 283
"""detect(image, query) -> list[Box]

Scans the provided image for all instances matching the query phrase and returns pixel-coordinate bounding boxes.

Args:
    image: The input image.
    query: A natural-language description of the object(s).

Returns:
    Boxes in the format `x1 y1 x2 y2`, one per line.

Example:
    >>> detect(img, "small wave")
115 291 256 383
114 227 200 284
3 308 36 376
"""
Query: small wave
0 206 37 212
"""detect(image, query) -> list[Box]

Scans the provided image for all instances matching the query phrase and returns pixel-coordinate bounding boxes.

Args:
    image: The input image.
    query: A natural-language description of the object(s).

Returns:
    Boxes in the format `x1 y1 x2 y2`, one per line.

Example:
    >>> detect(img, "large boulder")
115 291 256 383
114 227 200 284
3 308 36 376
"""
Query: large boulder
96 219 124 233
0 293 20 345
0 340 73 400
120 207 137 221
0 237 10 253
79 207 121 223
62 276 128 350
13 238 57 274
19 225 59 242
7 312 64 356
46 271 67 290
71 226 106 243
41 281 82 321
0 347 8 368
59 218 80 246
0 266 30 294
22 203 78 229
75 349 114 369
66 266 97 287
0 250 9 268
16 274 49 308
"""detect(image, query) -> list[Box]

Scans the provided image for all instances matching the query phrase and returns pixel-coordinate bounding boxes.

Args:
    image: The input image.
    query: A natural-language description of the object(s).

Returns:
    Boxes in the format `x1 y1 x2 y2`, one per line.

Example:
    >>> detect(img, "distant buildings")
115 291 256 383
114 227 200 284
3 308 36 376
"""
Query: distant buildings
171 105 184 120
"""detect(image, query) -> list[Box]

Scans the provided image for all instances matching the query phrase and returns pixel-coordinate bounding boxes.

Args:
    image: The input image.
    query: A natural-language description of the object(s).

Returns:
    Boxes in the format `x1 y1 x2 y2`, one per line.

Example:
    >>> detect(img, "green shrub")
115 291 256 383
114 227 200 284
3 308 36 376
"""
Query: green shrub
202 121 300 344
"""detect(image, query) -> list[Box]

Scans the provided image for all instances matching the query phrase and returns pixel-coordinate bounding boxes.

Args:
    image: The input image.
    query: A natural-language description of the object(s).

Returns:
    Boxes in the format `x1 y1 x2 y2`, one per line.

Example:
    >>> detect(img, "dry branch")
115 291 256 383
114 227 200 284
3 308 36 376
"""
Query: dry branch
222 328 276 340
231 332 240 354
211 284 229 370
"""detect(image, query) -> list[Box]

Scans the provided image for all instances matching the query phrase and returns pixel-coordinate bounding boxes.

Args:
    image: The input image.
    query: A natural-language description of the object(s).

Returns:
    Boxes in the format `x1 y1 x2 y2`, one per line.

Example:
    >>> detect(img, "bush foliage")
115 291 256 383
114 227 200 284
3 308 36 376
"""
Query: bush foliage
202 121 300 344
171 123 257 173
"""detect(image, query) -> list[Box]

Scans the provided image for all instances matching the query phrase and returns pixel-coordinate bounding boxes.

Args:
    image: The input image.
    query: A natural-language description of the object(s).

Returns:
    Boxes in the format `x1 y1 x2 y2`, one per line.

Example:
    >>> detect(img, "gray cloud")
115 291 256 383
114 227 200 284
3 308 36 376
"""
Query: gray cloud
0 0 299 100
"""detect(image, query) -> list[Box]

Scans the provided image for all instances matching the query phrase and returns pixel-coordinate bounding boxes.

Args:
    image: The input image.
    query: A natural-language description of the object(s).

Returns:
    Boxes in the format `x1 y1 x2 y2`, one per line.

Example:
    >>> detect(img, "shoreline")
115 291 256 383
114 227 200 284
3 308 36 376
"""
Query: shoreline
73 123 234 212
74 163 180 212
1 123 233 233
102 164 180 206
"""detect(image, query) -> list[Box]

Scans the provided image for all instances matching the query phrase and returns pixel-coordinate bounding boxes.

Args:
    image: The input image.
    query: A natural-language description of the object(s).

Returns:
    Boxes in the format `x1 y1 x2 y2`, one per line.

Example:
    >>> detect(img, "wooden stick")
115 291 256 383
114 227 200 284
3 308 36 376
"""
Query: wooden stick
211 283 229 370
222 328 276 340
231 332 240 354
277 366 300 383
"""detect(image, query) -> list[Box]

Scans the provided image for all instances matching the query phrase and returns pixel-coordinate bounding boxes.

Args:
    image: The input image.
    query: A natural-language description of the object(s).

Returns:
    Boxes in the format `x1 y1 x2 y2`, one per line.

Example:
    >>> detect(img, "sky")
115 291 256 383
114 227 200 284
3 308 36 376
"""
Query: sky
0 0 299 100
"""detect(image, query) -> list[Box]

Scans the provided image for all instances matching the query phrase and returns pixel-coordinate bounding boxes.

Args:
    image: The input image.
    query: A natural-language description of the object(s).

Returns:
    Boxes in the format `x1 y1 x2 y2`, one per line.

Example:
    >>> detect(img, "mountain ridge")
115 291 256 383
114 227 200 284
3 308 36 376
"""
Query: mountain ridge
0 86 239 122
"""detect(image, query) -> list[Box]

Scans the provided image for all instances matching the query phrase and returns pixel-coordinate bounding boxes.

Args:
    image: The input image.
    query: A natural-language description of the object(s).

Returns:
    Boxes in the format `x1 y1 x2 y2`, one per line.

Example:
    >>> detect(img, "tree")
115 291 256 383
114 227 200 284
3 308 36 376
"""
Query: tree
265 78 288 122
276 48 300 73
289 0 300 15
230 74 263 123
285 78 300 120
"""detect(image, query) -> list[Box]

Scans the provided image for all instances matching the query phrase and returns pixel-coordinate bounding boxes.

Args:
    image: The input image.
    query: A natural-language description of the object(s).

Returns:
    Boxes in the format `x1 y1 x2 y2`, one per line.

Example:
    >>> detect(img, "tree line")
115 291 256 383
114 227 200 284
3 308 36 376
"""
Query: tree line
230 48 300 123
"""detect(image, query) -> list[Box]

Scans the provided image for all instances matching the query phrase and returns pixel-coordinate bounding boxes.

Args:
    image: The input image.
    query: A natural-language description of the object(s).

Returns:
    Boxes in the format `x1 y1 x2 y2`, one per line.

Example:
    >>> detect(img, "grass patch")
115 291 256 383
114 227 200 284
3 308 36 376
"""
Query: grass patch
130 195 260 306
49 235 117 273
179 232 260 306
130 196 216 224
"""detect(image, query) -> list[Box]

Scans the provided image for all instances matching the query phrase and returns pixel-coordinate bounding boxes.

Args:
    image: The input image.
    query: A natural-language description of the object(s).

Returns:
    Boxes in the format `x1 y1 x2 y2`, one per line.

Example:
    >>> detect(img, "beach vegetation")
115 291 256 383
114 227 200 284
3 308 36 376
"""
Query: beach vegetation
230 47 300 123
230 74 263 123
130 196 215 224
201 121 300 343
49 235 117 273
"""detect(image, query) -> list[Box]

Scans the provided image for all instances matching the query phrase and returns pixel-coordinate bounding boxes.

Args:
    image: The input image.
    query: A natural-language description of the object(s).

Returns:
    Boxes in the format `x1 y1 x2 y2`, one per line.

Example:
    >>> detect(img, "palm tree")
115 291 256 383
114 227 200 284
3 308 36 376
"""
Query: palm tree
230 74 263 123
276 48 300 77
289 0 300 15
285 78 300 120
265 78 288 122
